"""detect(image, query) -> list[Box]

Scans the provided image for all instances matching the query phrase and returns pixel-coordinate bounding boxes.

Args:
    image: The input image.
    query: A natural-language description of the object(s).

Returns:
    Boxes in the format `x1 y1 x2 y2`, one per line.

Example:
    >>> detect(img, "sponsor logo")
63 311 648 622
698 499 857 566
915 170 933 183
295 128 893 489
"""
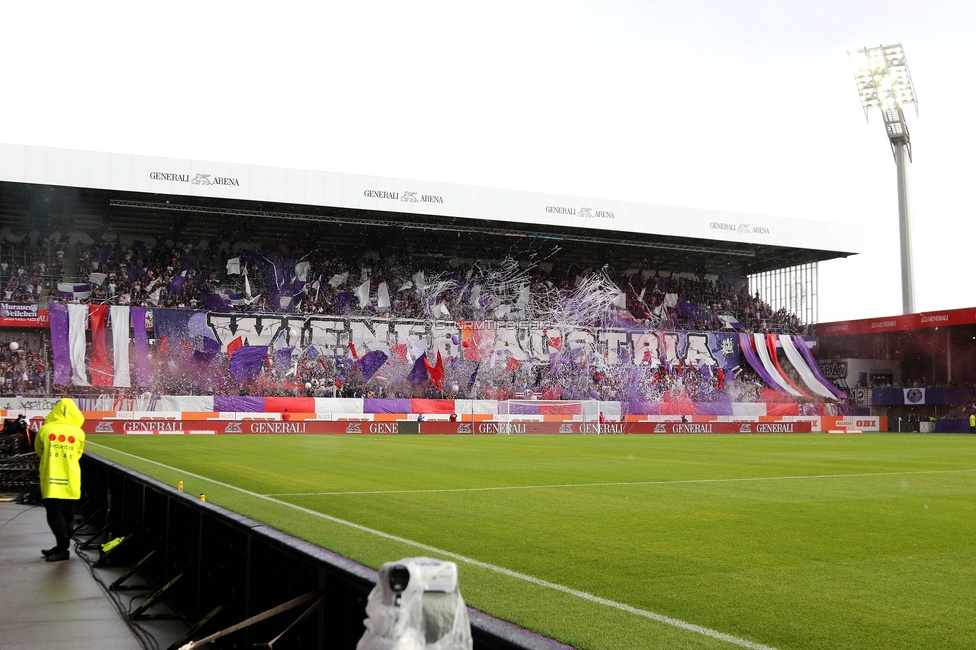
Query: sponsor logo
545 206 614 219
224 421 242 433
673 424 713 433
825 324 849 332
654 423 667 433
247 422 307 434
369 423 398 434
149 171 239 186
871 320 897 329
920 314 949 323
853 418 878 428
363 189 444 203
123 421 183 432
191 173 240 187
95 421 116 433
478 423 526 434
905 388 924 404
709 222 770 235
364 190 399 199
559 423 574 434
457 423 472 433
739 423 752 433
546 206 575 215
755 423 794 433
581 423 624 434
149 171 190 182
345 422 363 433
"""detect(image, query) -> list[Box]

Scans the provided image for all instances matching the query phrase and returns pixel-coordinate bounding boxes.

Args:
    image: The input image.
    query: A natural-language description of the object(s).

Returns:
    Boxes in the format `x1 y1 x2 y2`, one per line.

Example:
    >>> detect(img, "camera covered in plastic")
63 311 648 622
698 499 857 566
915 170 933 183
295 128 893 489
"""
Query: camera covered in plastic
357 557 472 650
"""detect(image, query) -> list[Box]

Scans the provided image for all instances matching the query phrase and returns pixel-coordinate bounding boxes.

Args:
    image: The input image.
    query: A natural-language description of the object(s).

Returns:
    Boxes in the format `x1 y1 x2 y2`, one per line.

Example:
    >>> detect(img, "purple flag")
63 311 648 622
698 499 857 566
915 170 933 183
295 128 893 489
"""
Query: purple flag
407 353 429 384
202 293 234 312
201 336 221 355
274 347 293 372
466 363 481 391
131 307 152 387
192 350 216 366
48 303 71 385
356 350 388 381
168 275 186 293
337 291 354 311
228 345 268 381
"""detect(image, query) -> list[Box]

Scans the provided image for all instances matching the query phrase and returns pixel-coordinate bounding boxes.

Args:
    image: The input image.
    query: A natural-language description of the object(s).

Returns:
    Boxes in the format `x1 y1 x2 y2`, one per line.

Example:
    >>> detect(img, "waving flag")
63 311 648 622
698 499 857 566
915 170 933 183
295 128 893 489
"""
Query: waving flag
357 350 389 381
228 345 268 381
424 351 445 389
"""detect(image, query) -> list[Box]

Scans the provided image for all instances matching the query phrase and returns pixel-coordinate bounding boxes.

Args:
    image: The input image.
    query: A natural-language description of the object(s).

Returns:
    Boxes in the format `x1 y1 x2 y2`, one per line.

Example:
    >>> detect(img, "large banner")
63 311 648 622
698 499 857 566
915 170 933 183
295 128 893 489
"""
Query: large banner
200 313 741 369
50 310 742 388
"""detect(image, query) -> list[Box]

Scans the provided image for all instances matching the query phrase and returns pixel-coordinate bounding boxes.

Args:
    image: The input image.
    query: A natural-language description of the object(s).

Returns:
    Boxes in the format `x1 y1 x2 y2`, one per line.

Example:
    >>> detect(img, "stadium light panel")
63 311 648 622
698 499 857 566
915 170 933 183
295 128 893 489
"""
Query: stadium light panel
848 43 917 148
848 42 918 315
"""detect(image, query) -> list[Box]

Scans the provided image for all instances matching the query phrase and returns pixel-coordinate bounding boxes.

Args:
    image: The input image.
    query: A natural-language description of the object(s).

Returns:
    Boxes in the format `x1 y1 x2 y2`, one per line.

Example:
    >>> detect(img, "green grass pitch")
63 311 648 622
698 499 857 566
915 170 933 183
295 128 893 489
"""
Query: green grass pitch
86 433 976 650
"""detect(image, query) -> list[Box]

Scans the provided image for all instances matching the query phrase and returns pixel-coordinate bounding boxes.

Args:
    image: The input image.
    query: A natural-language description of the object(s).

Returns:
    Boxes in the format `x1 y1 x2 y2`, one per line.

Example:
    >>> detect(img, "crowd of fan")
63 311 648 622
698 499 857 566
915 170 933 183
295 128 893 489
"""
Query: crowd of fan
0 245 62 303
0 336 46 396
0 236 800 401
3 237 803 335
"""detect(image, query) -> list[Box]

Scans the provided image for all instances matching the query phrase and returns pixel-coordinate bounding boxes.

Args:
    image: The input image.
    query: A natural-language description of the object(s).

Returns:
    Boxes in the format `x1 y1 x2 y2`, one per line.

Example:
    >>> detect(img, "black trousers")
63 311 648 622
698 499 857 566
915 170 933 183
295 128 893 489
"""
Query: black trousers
43 498 77 551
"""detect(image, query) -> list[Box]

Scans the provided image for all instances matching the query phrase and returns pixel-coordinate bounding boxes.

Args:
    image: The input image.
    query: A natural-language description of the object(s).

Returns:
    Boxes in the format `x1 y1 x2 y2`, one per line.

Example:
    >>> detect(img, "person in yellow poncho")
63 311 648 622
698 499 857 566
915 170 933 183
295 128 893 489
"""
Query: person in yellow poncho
34 398 86 562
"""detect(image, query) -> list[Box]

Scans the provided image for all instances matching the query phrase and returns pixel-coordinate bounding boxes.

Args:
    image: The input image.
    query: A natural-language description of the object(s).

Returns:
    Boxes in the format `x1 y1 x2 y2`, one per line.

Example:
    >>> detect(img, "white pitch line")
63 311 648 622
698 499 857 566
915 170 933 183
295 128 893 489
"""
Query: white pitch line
88 441 777 650
265 467 976 497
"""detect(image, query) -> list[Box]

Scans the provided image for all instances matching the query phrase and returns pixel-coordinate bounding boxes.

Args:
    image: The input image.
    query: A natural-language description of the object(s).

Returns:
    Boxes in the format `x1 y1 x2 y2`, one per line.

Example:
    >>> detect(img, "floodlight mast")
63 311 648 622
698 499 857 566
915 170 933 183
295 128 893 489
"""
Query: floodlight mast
849 43 918 315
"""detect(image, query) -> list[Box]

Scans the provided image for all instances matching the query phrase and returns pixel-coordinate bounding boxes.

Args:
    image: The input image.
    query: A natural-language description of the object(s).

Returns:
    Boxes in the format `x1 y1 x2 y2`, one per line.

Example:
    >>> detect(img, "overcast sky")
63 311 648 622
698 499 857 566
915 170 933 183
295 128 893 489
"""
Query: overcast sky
2 0 974 323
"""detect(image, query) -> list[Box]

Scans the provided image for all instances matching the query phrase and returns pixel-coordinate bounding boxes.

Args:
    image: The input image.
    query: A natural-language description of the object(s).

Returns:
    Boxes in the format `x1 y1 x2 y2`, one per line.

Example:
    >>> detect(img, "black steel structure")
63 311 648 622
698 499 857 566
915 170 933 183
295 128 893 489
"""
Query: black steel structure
80 453 569 650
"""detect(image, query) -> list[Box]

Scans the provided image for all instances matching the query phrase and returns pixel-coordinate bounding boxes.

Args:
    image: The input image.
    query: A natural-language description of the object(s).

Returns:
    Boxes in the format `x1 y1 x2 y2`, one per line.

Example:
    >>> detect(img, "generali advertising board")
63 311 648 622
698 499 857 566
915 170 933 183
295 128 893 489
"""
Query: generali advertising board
84 420 813 435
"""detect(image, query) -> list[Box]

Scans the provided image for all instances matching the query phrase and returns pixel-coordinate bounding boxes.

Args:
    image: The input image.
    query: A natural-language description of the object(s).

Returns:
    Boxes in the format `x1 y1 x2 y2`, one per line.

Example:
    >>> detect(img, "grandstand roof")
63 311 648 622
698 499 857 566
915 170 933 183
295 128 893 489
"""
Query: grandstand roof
0 144 867 276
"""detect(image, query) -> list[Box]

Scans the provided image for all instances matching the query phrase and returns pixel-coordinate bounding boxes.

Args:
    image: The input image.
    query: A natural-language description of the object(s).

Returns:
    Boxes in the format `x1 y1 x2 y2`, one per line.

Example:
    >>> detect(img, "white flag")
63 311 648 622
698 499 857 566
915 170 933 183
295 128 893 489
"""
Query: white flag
295 261 310 282
355 280 371 308
227 257 241 275
329 272 348 288
377 282 391 310
407 339 428 363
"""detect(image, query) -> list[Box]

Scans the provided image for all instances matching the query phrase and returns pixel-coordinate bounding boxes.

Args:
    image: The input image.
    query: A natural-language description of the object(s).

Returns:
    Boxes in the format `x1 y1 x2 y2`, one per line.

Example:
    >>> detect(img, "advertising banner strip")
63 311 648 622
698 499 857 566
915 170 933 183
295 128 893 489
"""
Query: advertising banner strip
816 306 976 336
84 420 812 435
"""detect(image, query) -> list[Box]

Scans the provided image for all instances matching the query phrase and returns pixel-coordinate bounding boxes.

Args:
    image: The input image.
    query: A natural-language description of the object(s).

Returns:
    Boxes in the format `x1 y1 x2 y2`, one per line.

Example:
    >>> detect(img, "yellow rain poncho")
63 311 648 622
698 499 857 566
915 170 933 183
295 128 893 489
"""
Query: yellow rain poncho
35 398 86 500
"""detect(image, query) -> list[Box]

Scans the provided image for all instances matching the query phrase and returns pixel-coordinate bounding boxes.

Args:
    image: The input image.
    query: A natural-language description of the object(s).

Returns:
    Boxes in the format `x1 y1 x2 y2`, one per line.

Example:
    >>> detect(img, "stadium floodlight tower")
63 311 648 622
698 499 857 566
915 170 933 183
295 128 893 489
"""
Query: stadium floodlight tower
849 43 918 315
